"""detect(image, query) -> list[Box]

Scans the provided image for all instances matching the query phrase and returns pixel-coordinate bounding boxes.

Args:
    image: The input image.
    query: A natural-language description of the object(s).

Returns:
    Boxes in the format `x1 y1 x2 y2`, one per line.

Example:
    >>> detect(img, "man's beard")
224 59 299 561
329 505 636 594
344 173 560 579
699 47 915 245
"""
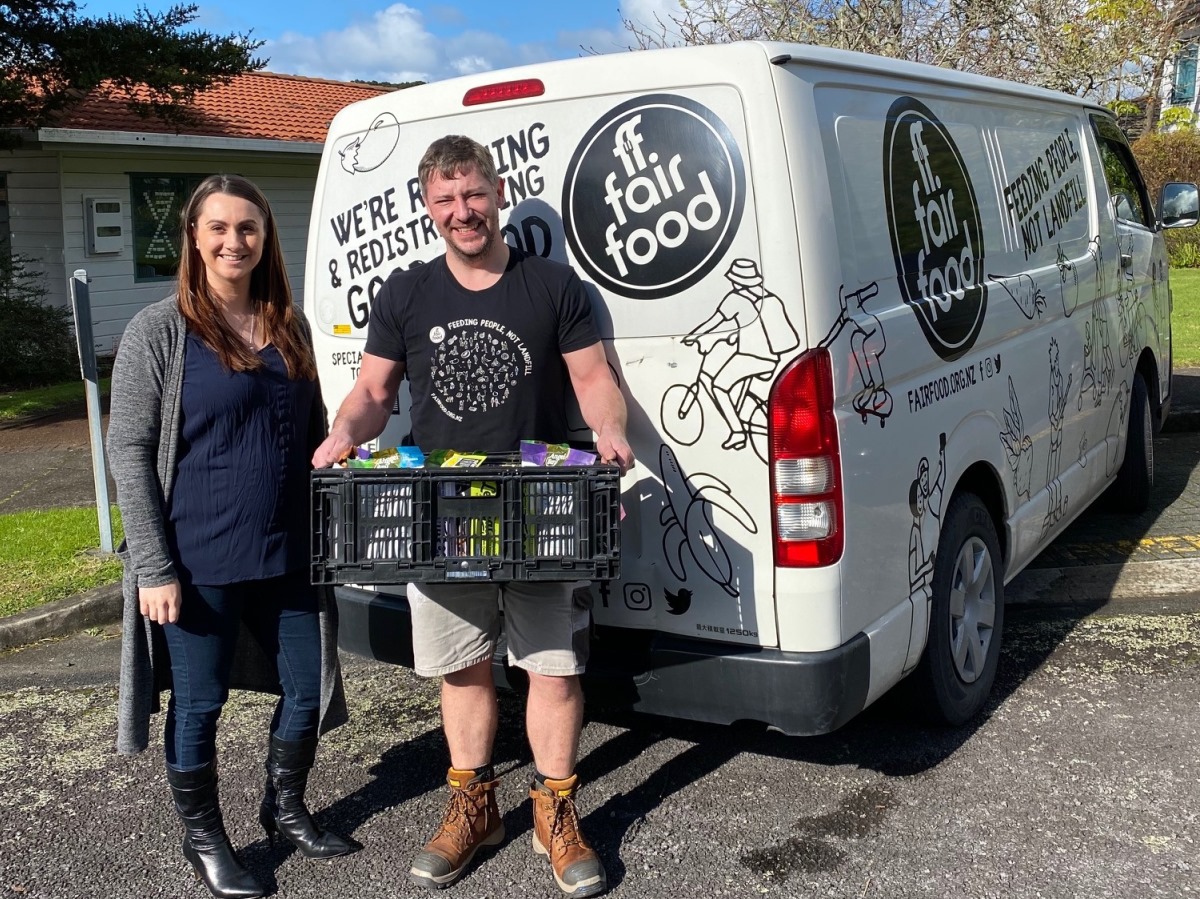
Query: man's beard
447 223 494 263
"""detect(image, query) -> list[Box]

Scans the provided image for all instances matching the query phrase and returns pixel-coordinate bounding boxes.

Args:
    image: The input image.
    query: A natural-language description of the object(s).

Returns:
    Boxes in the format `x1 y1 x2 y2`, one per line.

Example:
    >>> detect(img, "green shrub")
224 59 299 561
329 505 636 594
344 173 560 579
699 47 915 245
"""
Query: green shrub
1133 130 1200 267
1168 237 1200 268
1160 108 1197 131
0 254 80 388
1133 129 1200 197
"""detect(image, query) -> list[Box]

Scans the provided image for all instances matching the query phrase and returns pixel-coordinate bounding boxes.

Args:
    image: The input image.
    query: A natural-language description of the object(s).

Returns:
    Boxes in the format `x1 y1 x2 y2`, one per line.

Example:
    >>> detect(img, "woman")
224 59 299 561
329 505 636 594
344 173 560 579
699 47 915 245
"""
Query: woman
109 174 352 899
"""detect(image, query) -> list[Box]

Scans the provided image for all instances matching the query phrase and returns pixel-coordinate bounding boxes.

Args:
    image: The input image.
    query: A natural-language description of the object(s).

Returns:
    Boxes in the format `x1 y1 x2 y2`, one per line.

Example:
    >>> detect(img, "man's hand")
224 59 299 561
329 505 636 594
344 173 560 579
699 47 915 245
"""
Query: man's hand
312 429 355 469
140 580 182 625
311 353 407 468
597 431 635 475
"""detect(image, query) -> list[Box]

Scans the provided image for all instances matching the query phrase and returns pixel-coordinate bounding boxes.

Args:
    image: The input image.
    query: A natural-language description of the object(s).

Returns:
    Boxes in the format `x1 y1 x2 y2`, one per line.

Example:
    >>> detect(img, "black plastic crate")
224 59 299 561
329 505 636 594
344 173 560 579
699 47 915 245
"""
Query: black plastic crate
311 464 621 584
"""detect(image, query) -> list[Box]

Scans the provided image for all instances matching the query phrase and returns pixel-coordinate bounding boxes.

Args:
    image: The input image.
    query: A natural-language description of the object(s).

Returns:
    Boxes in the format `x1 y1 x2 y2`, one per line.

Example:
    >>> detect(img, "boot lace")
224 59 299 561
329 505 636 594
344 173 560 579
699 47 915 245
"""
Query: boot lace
549 795 584 850
433 790 474 847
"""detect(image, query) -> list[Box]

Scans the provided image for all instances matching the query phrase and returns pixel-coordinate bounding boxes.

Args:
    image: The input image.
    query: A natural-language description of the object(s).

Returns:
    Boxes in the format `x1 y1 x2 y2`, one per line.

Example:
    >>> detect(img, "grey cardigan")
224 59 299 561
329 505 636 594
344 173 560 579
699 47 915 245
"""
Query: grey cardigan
109 297 347 755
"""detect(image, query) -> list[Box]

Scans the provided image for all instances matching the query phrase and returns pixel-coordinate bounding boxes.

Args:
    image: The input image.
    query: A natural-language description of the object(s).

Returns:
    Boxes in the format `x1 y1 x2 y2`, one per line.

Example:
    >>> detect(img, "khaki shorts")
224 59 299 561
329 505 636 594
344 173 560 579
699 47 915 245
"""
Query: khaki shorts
407 581 591 678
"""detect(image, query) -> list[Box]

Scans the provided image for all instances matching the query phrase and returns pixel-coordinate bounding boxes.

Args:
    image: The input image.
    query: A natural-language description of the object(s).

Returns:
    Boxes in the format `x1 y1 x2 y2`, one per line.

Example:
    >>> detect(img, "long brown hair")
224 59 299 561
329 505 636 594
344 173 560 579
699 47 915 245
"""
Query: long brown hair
176 174 316 380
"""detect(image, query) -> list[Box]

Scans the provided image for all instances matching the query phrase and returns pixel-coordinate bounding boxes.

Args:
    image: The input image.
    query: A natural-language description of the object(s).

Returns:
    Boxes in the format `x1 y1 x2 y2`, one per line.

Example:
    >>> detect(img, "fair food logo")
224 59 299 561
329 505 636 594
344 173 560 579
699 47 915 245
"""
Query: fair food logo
884 96 987 362
563 94 745 299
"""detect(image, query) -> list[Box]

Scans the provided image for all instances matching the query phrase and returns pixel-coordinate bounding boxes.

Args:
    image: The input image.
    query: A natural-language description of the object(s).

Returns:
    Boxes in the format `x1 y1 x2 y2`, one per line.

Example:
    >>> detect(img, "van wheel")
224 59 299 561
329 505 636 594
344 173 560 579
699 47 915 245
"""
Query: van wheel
1108 373 1153 513
913 493 1004 726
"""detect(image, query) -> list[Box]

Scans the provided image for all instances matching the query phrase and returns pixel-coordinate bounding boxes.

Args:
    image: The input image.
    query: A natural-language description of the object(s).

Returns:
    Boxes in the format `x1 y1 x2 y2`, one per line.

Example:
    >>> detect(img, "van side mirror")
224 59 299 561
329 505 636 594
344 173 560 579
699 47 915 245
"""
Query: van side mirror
1159 182 1200 229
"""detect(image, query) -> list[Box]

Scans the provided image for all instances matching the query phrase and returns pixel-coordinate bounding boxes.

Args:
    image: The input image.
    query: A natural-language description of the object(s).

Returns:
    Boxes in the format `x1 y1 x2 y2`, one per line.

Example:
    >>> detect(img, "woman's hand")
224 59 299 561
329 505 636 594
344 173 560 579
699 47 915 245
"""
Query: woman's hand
139 581 182 625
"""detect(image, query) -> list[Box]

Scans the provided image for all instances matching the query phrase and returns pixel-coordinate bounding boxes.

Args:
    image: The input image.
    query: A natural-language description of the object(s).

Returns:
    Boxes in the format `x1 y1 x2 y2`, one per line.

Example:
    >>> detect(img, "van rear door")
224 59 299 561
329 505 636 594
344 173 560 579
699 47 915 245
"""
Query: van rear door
306 44 793 648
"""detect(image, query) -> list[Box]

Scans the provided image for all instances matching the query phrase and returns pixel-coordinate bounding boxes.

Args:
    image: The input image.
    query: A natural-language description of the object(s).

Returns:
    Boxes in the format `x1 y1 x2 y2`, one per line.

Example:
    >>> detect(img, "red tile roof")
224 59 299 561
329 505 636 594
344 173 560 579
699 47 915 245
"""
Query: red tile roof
48 71 393 143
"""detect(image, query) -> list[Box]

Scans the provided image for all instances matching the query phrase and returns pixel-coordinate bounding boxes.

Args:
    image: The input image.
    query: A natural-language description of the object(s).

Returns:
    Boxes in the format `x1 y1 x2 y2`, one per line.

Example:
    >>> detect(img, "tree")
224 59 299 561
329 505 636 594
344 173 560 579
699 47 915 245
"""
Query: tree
1 1 264 145
0 253 79 387
1093 0 1200 133
620 0 1196 122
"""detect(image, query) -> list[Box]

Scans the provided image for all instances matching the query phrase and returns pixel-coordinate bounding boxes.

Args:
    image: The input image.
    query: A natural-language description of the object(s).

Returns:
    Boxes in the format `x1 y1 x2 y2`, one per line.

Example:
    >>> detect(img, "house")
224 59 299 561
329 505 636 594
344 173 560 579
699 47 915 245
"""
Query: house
0 72 392 354
1162 1 1200 128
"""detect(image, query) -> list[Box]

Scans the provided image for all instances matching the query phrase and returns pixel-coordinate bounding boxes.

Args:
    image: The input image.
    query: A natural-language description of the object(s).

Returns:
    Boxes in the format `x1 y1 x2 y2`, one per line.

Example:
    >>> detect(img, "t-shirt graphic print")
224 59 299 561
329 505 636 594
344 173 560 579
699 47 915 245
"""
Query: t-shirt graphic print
429 321 532 421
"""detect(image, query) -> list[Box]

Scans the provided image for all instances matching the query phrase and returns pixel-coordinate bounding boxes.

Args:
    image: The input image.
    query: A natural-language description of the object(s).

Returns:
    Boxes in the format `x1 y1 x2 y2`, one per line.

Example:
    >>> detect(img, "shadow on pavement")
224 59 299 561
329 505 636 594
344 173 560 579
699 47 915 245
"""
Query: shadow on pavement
567 594 1103 888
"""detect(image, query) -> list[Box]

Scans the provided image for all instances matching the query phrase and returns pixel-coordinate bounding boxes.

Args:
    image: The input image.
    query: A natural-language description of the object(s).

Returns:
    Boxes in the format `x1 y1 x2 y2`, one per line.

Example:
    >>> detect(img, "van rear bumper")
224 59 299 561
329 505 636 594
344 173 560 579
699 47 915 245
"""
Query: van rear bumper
579 626 871 736
333 586 871 737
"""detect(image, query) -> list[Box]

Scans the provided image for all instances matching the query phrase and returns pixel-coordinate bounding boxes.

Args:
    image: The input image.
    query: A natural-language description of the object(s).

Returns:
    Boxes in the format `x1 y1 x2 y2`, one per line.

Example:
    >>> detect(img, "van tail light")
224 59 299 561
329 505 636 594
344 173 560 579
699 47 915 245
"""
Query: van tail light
769 348 844 567
463 79 545 106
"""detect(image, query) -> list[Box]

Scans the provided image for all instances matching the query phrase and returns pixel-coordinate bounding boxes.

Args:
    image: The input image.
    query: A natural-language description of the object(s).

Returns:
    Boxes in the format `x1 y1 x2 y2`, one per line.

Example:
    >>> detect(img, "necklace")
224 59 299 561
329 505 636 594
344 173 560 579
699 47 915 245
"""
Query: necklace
224 308 261 351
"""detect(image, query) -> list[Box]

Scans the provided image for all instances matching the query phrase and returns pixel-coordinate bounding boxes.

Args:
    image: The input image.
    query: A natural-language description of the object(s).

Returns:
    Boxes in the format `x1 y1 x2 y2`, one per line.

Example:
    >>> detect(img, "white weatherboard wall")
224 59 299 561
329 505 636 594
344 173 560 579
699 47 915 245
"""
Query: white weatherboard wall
6 140 320 354
2 150 67 307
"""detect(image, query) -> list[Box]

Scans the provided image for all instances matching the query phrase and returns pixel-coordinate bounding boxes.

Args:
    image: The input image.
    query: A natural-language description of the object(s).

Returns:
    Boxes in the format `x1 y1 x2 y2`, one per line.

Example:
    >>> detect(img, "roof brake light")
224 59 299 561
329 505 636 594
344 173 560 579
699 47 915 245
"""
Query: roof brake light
462 79 545 107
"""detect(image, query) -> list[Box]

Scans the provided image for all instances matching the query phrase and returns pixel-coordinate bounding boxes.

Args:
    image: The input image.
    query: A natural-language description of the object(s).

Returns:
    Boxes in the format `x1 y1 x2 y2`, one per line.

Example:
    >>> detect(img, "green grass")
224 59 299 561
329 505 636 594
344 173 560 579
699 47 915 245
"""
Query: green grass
0 378 110 422
0 506 123 618
1172 268 1200 367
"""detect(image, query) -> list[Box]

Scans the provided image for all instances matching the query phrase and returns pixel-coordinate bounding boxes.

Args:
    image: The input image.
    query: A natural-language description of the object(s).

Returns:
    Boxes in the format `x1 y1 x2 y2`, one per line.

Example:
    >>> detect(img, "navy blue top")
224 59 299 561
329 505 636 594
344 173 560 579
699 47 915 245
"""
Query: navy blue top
167 332 315 585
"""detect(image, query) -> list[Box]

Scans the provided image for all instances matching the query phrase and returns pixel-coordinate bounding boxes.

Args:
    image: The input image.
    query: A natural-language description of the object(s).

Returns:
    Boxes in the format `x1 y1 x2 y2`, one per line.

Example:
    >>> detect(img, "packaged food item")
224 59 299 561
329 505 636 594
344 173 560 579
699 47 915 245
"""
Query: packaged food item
425 449 489 468
344 446 425 468
520 440 597 467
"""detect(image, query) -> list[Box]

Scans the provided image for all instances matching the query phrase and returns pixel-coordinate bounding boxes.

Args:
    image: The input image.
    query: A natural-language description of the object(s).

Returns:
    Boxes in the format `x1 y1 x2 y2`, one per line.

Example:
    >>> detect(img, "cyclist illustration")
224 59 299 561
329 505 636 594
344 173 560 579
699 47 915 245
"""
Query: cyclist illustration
819 281 893 425
662 259 798 462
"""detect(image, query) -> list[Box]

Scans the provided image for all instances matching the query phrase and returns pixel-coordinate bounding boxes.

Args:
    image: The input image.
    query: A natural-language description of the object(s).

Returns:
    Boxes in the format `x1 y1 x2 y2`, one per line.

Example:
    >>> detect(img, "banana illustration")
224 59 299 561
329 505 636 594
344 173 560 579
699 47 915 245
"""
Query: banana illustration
658 444 756 598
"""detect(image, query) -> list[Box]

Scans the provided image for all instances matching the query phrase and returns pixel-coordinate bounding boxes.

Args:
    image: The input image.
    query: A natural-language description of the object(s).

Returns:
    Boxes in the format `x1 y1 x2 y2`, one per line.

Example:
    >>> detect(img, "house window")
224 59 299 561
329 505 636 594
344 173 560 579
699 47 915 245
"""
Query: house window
1172 44 1197 106
0 173 10 262
130 173 208 282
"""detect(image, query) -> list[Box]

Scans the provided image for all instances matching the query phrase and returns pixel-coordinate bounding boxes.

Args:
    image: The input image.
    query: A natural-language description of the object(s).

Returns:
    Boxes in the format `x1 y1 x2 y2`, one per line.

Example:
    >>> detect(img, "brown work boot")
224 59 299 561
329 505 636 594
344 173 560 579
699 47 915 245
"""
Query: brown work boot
530 774 607 897
408 767 504 889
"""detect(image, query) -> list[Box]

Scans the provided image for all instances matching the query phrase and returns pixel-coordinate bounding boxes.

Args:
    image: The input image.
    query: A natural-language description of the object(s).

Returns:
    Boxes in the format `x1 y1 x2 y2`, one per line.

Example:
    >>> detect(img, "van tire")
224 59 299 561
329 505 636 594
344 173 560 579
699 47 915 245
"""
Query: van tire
913 492 1004 726
1107 373 1153 513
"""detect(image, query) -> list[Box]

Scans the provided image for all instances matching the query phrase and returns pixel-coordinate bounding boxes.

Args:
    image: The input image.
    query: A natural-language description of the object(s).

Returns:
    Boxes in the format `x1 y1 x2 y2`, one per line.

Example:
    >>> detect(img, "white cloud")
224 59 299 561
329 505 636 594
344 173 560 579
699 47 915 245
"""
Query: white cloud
267 5 442 82
618 0 687 43
262 2 639 84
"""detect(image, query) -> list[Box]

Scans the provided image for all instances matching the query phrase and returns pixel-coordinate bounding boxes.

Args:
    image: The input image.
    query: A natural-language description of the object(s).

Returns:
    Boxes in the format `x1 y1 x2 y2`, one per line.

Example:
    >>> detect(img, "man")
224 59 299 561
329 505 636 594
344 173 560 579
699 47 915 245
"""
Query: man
313 134 633 897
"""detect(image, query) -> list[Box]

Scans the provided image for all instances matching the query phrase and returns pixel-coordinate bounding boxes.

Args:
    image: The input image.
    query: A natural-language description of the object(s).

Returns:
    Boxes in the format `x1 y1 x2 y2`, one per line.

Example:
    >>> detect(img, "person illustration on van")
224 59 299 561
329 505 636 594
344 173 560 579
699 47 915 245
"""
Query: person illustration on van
818 281 893 425
681 258 798 449
1044 338 1072 532
908 432 947 605
1078 301 1115 410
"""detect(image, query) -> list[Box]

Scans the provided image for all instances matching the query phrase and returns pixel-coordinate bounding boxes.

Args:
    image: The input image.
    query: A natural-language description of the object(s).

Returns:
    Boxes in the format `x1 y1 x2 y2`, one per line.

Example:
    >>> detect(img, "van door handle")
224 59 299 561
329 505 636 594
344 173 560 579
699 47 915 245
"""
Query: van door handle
1120 252 1132 268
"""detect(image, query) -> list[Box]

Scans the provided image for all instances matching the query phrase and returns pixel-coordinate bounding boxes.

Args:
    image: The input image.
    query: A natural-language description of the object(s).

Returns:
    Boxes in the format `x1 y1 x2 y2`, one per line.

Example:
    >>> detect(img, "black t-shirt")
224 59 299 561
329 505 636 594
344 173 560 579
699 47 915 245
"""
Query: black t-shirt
365 248 600 453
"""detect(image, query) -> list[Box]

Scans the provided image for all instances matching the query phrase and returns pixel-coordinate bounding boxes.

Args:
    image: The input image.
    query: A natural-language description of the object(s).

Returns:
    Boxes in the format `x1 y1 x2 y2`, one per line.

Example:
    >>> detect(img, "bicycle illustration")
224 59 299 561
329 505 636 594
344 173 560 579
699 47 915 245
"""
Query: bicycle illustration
660 365 772 464
660 258 796 463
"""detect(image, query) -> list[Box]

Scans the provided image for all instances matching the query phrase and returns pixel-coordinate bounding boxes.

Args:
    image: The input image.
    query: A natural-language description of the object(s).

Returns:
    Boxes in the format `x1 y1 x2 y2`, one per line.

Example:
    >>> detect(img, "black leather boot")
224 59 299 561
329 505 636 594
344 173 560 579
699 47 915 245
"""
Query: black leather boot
258 734 353 859
166 761 264 899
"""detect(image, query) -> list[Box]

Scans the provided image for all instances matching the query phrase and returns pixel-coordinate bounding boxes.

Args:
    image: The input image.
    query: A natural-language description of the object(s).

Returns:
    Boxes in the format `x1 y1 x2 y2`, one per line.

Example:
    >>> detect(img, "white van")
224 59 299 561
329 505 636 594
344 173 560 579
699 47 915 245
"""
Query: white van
305 41 1198 734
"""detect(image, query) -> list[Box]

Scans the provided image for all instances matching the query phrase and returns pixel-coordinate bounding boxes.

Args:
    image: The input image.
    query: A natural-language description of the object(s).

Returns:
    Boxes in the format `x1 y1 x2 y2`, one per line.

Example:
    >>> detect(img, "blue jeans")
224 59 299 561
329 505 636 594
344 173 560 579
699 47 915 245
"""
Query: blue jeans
162 570 321 770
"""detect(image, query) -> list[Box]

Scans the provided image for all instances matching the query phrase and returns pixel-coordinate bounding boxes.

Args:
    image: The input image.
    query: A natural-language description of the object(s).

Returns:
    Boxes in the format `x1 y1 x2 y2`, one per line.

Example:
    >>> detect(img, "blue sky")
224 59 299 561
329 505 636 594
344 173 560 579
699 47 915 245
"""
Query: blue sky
77 0 680 83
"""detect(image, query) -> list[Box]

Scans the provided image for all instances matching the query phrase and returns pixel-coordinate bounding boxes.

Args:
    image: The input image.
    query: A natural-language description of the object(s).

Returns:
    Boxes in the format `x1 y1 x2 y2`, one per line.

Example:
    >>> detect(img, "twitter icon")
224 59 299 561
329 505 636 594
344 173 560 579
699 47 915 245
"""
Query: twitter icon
664 588 692 616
